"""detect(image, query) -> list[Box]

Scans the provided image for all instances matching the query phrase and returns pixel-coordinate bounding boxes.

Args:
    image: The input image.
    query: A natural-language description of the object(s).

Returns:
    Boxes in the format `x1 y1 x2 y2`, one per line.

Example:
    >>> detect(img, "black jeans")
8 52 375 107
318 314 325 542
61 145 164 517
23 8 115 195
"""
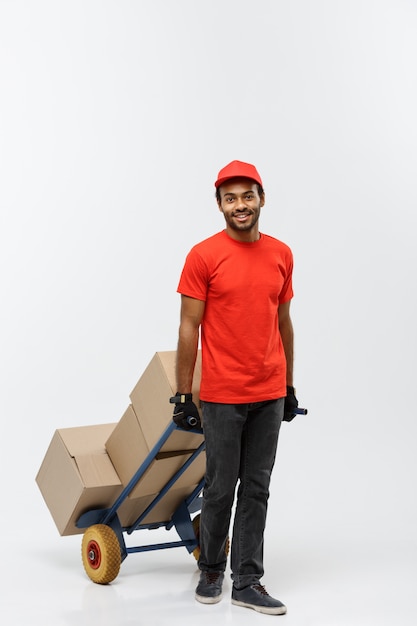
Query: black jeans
199 398 284 589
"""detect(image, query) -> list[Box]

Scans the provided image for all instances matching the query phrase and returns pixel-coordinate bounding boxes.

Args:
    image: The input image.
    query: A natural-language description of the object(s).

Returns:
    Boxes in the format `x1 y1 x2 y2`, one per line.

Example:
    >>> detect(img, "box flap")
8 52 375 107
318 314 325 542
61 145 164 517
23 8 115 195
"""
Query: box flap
58 423 117 456
74 453 121 488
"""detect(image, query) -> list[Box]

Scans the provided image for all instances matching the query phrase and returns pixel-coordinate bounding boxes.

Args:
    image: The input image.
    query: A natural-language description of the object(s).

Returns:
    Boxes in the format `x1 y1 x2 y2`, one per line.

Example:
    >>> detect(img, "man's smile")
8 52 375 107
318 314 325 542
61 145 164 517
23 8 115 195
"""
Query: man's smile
232 211 252 219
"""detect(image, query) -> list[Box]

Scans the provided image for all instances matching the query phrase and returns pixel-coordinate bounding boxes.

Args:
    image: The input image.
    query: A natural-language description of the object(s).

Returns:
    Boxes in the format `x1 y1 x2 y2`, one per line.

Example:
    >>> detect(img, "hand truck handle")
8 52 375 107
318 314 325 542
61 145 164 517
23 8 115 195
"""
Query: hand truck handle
294 407 308 415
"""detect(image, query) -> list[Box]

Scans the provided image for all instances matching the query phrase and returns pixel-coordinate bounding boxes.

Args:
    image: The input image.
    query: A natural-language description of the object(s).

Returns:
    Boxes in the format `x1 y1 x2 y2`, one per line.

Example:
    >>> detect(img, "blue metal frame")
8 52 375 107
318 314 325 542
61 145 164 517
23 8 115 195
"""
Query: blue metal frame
76 421 205 564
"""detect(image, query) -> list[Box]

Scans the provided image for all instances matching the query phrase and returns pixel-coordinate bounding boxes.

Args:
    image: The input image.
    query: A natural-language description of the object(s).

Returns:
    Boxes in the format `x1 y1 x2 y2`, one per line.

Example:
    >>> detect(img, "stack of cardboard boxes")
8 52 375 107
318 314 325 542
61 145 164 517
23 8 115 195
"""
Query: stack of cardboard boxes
36 351 206 536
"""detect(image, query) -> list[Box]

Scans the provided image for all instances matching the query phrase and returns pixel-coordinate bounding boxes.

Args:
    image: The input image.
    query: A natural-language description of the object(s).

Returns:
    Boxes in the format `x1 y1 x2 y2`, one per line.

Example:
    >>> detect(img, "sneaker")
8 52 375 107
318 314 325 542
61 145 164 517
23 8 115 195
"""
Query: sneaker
195 571 224 604
232 584 287 615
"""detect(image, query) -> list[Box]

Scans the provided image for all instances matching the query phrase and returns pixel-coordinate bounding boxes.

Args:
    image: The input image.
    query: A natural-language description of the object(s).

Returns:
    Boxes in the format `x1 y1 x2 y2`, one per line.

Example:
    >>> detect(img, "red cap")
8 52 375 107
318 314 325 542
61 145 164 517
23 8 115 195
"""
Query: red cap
214 160 263 188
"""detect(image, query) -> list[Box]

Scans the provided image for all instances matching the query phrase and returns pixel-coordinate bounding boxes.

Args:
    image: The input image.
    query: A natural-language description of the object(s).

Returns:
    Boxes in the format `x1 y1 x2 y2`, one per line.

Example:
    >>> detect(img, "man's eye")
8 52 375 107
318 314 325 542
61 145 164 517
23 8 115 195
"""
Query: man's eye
245 194 254 200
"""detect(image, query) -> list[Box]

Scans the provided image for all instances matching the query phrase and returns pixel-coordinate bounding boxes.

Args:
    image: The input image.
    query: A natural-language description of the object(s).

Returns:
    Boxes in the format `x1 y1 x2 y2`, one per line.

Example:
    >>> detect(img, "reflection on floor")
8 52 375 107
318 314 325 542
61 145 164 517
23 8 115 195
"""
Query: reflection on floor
4 518 416 626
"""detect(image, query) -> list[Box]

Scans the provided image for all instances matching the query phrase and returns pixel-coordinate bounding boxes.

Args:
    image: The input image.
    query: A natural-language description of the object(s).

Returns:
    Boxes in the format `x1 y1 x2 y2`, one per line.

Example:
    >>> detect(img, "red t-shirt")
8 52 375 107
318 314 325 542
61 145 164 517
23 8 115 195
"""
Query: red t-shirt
177 230 294 403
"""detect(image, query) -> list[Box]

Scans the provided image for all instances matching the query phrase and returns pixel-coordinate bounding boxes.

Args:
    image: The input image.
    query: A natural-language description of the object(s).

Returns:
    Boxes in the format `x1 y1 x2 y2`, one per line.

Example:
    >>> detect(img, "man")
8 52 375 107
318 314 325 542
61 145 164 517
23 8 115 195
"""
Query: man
171 160 300 615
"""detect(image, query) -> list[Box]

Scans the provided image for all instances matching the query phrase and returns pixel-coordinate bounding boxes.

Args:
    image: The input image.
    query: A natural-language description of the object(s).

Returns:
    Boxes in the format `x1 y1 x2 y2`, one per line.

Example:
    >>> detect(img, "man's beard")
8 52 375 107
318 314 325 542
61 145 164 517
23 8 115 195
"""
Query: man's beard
225 208 260 232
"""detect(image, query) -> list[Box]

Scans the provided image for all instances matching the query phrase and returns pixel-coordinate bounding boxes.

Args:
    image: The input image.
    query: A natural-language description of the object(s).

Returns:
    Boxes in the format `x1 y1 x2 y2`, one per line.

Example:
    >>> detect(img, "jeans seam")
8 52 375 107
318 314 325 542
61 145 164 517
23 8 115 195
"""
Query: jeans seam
237 420 249 586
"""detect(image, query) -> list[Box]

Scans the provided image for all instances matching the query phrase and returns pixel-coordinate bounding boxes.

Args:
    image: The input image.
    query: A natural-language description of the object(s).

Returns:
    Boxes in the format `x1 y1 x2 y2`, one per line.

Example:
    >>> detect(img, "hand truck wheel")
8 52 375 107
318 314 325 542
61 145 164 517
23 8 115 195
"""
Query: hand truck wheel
81 524 121 584
192 514 230 561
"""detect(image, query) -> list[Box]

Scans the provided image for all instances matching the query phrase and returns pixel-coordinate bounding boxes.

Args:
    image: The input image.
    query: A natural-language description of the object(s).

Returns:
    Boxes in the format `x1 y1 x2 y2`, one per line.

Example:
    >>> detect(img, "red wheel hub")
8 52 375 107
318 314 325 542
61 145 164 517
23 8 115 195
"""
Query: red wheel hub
86 540 101 569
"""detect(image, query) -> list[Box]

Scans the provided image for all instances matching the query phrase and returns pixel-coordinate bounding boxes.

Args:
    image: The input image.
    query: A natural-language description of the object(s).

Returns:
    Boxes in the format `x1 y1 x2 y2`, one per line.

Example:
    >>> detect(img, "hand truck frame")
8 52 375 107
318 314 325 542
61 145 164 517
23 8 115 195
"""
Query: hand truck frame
76 421 205 584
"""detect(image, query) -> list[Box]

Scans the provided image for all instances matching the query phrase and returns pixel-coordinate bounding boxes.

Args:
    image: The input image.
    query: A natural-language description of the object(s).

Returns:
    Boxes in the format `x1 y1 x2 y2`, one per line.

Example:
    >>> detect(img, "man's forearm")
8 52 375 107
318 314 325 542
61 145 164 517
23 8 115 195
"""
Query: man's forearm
280 318 294 387
176 327 199 393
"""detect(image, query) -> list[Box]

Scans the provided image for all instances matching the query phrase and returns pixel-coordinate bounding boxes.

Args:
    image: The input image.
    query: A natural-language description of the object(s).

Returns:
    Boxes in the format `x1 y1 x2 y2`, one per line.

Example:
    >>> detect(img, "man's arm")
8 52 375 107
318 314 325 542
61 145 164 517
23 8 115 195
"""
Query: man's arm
176 295 206 393
278 300 294 387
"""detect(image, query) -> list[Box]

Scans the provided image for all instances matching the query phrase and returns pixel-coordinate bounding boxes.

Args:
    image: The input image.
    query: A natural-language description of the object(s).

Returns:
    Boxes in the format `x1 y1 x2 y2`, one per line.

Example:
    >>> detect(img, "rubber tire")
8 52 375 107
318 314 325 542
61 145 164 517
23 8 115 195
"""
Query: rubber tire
192 514 202 561
81 524 121 584
192 514 230 561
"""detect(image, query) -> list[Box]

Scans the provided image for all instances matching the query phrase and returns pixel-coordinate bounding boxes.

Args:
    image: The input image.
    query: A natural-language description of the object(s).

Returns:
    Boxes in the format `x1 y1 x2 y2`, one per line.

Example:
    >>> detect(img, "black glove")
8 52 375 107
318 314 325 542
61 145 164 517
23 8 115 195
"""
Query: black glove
170 393 201 430
283 386 298 422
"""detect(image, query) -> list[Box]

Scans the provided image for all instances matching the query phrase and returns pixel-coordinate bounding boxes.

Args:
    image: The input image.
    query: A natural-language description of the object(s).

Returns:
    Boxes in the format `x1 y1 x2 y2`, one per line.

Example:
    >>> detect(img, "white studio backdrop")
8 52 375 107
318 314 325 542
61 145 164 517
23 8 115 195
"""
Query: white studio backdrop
0 0 416 620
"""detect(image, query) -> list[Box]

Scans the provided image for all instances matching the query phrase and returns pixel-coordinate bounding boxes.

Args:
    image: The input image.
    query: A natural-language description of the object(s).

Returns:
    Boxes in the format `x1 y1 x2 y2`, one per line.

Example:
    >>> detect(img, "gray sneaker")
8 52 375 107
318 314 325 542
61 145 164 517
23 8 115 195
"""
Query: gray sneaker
195 571 224 604
232 584 287 615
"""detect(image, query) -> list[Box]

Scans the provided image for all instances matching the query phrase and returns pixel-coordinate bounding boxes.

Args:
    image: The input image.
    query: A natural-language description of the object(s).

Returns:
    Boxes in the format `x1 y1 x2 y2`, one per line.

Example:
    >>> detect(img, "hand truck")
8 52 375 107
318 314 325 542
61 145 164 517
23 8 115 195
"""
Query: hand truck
76 421 205 584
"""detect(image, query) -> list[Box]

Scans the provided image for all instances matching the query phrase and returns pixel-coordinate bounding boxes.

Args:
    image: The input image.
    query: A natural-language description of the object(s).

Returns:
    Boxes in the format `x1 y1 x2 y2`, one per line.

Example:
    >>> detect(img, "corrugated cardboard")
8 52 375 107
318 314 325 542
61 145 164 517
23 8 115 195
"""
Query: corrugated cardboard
118 485 200 527
36 423 122 536
106 404 206 499
129 351 203 452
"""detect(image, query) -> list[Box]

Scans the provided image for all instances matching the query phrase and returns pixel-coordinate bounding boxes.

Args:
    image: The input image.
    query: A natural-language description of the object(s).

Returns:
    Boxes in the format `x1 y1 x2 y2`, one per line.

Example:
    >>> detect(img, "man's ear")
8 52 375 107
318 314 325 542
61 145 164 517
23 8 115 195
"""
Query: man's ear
260 193 266 207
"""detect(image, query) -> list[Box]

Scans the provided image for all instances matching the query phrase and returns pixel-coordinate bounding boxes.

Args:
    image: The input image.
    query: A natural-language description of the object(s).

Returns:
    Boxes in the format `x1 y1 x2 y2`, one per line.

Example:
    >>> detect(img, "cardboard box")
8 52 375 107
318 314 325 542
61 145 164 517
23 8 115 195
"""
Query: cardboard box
36 423 122 536
36 351 207 536
106 404 206 499
129 350 203 452
118 485 200 527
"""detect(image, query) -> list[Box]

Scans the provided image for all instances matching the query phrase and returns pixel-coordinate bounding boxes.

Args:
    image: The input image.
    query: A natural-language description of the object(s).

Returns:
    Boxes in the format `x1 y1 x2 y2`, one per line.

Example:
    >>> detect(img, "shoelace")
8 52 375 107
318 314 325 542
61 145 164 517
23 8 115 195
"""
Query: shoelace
206 572 221 584
253 584 270 596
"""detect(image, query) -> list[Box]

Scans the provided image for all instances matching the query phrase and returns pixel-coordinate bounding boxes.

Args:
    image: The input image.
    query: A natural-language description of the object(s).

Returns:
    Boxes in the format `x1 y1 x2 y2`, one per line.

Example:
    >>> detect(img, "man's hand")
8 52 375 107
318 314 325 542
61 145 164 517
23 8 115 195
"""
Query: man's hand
283 386 299 422
170 393 201 430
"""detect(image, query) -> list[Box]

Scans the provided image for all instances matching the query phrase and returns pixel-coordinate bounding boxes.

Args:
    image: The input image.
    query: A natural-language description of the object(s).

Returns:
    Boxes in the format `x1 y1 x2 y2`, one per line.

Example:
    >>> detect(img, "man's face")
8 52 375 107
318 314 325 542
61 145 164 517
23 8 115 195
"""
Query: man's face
217 179 264 239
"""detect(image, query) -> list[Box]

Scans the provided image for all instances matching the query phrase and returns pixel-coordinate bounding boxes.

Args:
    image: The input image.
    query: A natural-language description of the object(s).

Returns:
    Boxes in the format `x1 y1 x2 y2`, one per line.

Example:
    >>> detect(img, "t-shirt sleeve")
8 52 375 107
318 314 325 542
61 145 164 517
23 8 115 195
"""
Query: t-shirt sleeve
177 247 209 301
278 248 294 304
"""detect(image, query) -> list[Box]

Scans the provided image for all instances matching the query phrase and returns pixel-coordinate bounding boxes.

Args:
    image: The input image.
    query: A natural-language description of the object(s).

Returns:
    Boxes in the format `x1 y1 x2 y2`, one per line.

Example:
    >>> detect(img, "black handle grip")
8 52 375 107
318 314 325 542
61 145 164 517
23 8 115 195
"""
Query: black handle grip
294 407 308 415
